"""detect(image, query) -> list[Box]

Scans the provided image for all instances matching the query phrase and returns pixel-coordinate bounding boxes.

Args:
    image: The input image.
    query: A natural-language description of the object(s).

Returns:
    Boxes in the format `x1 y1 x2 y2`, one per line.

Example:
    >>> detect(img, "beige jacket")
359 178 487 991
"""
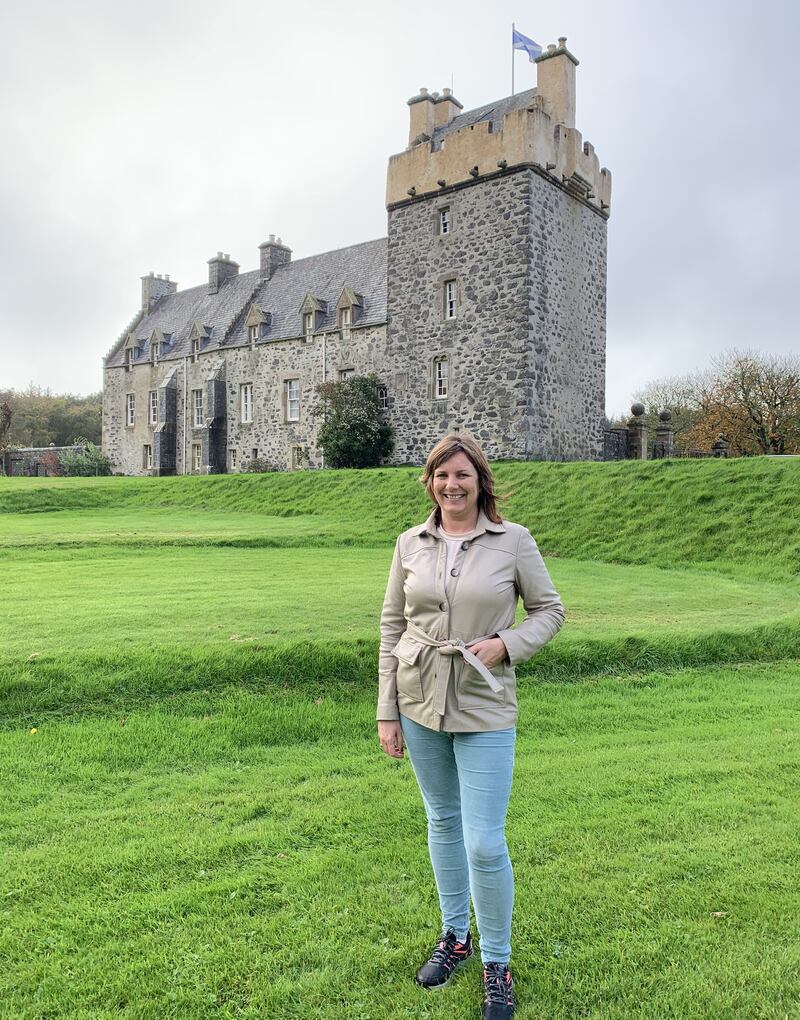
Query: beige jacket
377 509 565 732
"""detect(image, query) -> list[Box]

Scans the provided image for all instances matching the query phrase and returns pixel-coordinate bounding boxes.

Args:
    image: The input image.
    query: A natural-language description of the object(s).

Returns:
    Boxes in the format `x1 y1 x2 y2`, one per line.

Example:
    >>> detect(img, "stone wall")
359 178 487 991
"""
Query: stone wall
386 166 606 463
524 169 607 459
102 323 394 475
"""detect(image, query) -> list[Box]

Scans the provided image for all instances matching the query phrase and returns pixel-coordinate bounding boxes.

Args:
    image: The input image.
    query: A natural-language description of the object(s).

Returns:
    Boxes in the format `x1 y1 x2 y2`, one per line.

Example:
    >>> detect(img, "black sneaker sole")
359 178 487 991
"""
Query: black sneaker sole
415 951 474 990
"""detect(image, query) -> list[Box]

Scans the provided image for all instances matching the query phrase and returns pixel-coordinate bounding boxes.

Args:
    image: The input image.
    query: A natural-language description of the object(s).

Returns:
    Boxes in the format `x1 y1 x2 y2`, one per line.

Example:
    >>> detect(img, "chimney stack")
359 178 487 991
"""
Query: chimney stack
141 271 177 313
259 234 292 280
433 87 463 129
407 87 437 146
207 252 240 295
535 37 578 129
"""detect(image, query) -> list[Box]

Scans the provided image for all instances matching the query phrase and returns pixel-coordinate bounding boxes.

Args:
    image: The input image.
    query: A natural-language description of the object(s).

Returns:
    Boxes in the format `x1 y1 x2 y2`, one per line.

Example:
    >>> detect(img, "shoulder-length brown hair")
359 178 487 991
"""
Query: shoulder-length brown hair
420 434 503 524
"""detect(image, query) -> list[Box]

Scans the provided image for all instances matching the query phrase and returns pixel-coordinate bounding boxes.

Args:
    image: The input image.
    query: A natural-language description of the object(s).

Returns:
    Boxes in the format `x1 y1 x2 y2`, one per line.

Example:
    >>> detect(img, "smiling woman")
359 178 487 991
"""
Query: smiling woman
376 433 564 1020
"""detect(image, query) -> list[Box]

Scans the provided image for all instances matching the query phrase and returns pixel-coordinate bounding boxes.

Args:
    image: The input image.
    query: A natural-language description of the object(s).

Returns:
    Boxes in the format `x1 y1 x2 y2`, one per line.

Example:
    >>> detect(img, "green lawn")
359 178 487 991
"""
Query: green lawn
2 663 798 1019
2 466 799 1019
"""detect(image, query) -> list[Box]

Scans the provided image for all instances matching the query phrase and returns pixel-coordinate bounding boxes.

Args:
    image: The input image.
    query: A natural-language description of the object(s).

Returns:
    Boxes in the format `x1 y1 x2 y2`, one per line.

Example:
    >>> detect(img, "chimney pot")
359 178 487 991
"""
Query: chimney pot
217 251 223 258
269 233 275 242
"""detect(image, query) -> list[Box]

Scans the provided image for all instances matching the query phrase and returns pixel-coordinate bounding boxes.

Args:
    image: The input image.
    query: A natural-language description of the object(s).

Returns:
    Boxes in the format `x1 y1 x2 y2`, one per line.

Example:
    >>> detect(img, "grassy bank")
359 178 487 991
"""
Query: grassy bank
2 458 799 578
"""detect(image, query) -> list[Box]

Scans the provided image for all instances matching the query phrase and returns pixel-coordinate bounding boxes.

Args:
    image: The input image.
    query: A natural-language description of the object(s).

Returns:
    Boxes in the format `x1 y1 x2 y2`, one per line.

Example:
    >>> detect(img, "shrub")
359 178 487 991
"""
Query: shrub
311 376 393 469
60 438 112 477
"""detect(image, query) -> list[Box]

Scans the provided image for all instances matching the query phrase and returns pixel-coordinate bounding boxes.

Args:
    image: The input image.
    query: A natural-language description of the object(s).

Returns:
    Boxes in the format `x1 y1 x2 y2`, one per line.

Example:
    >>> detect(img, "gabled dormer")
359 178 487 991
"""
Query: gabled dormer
149 327 171 364
245 304 271 346
336 287 364 338
299 293 327 340
189 321 211 362
124 333 143 371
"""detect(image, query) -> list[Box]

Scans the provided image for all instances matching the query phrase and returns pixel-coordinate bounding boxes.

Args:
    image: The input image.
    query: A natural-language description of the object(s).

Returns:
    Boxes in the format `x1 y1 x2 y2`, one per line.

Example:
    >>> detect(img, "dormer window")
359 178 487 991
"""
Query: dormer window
335 287 363 341
150 341 160 364
124 348 132 371
339 306 352 339
439 207 451 235
299 294 326 340
244 305 270 347
189 322 210 362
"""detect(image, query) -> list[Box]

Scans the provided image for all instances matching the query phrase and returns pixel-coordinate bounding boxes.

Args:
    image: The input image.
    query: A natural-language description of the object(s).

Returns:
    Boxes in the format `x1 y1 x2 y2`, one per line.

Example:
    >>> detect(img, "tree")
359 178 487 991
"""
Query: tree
632 372 706 452
0 400 12 475
685 350 800 455
311 375 394 468
0 386 102 447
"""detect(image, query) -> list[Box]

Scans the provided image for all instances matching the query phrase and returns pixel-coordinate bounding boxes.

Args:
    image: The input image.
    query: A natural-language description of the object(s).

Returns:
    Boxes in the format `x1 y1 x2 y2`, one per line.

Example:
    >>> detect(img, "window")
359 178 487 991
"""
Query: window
228 448 238 471
248 324 259 344
143 444 153 470
285 379 300 422
377 384 388 410
150 342 160 364
148 390 158 425
124 348 132 371
303 312 313 339
338 369 355 381
339 305 352 339
444 279 457 320
240 383 253 424
434 357 449 399
125 393 135 426
439 207 451 235
291 445 304 470
251 448 258 462
191 443 202 471
192 389 203 427
192 337 200 362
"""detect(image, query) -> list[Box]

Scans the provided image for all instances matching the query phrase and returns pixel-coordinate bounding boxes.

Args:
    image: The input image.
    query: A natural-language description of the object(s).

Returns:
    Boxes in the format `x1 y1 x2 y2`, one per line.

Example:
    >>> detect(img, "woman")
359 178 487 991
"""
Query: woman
377 434 564 1020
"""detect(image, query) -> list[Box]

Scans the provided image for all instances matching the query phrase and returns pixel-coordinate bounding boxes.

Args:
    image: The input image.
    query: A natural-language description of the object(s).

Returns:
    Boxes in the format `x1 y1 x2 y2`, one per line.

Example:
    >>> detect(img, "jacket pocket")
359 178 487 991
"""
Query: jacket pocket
455 660 508 710
392 634 424 702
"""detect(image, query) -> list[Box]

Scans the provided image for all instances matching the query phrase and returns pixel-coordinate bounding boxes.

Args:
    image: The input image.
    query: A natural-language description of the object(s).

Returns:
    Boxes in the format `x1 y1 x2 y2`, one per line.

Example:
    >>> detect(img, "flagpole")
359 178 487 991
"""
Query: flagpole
511 22 515 95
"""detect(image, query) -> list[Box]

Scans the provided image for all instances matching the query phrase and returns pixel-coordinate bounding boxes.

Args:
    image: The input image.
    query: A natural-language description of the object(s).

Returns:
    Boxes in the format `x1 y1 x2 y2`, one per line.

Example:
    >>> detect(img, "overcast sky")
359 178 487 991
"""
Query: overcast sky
0 0 797 416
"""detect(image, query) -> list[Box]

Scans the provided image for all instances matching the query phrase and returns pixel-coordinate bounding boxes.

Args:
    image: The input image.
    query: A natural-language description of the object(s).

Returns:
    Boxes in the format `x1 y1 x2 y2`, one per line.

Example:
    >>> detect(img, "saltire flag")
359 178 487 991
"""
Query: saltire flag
512 28 542 62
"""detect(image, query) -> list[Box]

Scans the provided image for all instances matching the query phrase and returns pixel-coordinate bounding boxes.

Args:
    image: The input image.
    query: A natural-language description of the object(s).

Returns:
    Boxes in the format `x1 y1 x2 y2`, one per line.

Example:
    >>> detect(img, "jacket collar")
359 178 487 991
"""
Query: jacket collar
412 508 506 540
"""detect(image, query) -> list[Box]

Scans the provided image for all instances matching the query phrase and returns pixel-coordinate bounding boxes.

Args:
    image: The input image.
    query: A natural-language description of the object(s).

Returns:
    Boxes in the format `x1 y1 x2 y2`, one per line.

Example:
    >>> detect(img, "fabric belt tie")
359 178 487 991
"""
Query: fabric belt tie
404 622 504 693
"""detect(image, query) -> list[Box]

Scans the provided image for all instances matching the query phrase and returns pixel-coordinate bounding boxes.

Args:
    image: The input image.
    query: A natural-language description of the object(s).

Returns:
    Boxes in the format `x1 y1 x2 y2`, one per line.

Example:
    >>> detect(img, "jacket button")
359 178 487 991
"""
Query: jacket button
439 602 447 612
450 568 459 577
461 541 469 550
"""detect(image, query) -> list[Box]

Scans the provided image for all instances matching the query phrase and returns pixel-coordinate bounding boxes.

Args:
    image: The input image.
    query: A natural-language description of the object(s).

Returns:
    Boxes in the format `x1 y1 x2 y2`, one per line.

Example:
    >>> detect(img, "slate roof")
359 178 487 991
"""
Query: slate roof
431 87 537 151
106 237 388 368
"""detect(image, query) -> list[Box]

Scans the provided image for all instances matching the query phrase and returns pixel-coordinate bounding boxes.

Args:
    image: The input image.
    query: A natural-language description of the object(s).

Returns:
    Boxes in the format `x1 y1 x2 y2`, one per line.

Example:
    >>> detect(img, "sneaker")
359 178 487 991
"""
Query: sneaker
482 961 515 1019
415 927 473 989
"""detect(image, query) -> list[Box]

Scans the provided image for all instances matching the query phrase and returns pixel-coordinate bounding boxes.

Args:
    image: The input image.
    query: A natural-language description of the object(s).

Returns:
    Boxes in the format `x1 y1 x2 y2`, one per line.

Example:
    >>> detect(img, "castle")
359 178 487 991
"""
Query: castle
102 38 611 474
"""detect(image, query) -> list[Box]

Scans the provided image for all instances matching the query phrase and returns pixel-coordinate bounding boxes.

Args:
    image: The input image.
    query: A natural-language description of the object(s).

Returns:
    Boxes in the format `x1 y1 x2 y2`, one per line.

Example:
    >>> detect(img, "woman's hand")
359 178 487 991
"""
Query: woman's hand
378 720 404 759
467 636 508 670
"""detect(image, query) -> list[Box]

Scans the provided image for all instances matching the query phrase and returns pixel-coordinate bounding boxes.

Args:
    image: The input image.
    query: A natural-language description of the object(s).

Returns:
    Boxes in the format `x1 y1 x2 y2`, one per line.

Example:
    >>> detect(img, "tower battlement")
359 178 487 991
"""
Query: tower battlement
386 38 611 215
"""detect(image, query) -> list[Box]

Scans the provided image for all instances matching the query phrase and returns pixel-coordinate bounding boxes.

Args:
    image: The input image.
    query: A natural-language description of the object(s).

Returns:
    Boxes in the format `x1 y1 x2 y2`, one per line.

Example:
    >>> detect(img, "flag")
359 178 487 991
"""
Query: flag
512 28 542 62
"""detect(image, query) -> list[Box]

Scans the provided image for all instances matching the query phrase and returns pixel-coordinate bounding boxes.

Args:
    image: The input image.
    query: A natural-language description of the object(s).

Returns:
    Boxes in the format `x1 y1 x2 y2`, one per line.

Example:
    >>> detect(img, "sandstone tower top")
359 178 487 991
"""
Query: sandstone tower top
386 36 611 215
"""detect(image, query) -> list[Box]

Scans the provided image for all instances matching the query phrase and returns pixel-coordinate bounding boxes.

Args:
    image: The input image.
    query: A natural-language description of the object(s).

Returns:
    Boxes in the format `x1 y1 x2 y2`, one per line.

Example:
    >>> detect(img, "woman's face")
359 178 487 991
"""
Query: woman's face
432 451 480 524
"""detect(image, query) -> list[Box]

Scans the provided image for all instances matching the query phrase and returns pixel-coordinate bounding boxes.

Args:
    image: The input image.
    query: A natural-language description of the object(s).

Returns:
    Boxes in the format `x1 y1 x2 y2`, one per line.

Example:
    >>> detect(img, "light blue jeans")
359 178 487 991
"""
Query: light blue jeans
400 714 516 964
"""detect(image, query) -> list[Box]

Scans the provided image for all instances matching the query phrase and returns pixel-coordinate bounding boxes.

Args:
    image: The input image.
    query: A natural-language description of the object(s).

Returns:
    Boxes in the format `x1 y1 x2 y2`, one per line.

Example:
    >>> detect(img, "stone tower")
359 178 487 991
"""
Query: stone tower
385 38 611 461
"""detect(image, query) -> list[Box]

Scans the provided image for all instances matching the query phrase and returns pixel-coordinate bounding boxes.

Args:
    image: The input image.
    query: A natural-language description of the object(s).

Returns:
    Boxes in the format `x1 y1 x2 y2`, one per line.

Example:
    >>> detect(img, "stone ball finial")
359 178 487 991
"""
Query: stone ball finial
659 409 672 423
631 402 645 417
